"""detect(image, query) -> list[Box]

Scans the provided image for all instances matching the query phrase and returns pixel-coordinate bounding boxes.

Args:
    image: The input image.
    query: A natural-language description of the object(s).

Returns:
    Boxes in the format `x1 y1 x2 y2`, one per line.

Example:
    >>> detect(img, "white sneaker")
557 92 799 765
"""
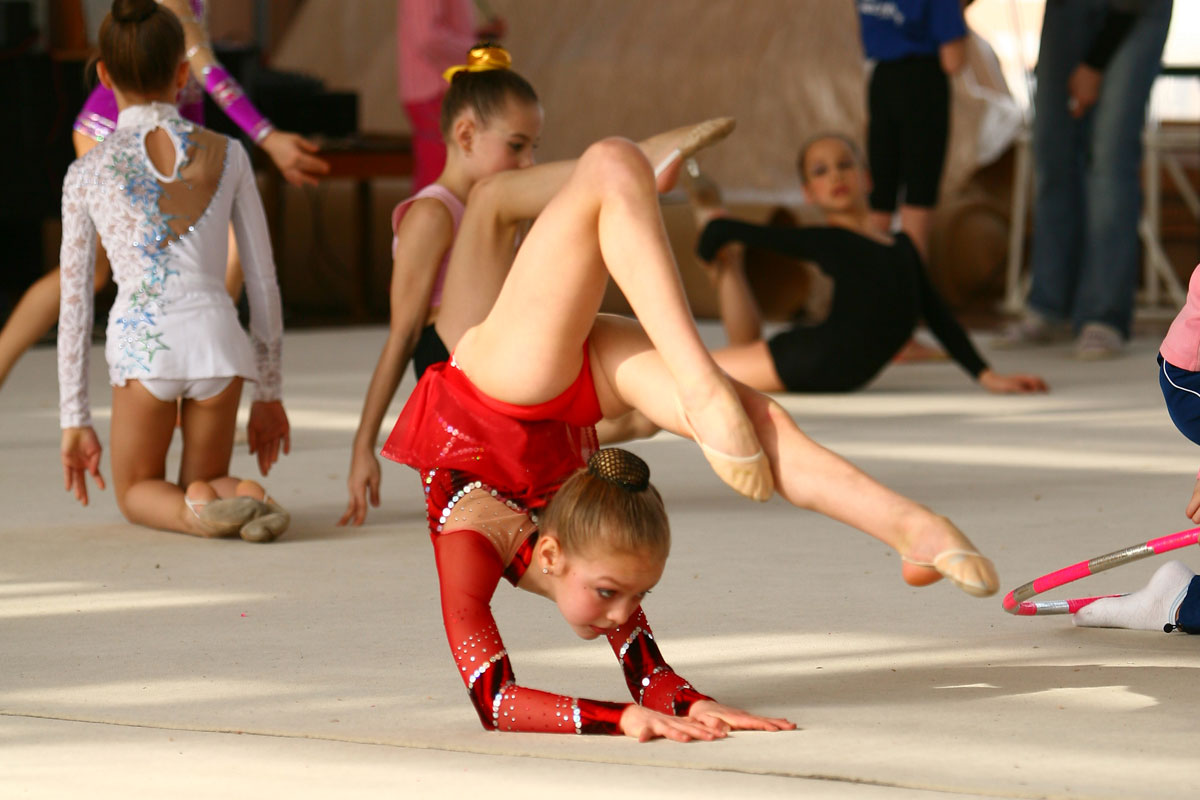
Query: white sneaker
1075 322 1123 360
995 311 1070 348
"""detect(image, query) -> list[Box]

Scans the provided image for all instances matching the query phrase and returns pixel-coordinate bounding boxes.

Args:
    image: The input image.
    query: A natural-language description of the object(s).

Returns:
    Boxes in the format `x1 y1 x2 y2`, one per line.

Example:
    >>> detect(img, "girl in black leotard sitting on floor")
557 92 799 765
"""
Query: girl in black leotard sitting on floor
693 133 1048 395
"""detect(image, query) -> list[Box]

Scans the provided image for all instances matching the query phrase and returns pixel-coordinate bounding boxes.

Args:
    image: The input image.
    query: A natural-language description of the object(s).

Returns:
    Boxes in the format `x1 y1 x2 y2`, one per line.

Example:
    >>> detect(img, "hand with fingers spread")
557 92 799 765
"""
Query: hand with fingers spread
61 427 106 506
619 704 727 743
338 443 381 526
260 130 331 188
248 400 290 476
686 700 796 734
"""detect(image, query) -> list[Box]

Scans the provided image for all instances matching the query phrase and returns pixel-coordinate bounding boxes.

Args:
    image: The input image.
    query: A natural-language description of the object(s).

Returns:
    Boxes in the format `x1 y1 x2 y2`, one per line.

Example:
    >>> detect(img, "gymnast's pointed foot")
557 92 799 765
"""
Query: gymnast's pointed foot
1073 560 1195 630
900 516 999 598
674 388 773 503
643 117 736 193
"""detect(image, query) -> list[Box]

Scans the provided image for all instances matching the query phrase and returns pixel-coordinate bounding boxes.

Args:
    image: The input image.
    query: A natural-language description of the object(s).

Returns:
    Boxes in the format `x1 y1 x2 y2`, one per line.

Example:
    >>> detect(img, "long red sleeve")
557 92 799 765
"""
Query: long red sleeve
432 530 711 734
603 608 712 715
434 530 626 734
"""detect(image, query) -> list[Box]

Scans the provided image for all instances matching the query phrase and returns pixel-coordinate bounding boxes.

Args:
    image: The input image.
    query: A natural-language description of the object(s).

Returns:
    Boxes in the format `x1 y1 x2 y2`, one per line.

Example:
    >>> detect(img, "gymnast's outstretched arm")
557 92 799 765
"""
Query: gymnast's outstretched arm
432 529 728 740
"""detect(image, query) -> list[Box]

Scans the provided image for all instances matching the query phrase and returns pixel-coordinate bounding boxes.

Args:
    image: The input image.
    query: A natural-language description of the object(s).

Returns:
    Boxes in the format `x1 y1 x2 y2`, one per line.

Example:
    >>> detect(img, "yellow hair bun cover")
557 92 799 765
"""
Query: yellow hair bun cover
442 44 513 82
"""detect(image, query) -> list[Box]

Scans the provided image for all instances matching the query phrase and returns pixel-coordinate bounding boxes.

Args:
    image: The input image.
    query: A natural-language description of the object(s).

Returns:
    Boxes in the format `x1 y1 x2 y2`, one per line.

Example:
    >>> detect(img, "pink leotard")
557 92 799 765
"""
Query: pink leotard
390 184 465 309
1161 264 1200 372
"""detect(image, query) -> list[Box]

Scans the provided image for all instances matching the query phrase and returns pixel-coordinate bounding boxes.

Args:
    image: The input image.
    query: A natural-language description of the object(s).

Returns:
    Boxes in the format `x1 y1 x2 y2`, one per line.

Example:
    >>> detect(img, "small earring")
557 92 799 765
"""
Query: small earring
542 567 549 574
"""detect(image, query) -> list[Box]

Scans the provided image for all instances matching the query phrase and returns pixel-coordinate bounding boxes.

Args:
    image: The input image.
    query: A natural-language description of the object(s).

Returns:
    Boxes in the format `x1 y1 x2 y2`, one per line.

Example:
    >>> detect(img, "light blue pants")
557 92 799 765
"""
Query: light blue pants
1028 0 1172 338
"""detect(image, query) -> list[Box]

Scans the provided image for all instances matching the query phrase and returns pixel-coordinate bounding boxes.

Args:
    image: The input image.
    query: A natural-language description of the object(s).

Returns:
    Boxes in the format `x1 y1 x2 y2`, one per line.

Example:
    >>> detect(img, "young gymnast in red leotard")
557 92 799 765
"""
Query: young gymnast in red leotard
383 129 1002 738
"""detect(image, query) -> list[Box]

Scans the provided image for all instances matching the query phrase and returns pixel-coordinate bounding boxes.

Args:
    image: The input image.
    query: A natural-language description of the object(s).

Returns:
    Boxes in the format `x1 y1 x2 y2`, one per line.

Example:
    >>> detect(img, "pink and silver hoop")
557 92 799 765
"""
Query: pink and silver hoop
1002 527 1200 616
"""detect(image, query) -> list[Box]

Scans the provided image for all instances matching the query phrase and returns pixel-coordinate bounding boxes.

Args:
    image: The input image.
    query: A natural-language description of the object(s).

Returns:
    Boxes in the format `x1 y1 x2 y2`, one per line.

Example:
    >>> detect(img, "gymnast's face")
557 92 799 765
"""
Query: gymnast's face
464 97 544 178
800 137 869 214
551 544 665 640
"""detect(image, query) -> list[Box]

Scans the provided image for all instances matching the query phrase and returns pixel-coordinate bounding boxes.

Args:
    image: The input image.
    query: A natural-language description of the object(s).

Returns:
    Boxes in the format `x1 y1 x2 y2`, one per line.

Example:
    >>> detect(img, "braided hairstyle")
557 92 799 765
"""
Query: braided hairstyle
541 449 670 562
439 43 539 138
97 0 185 96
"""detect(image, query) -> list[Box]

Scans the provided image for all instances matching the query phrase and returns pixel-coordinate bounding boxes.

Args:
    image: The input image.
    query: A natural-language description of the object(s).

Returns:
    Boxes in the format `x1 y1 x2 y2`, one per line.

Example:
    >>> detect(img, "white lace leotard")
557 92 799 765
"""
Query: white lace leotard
57 102 282 428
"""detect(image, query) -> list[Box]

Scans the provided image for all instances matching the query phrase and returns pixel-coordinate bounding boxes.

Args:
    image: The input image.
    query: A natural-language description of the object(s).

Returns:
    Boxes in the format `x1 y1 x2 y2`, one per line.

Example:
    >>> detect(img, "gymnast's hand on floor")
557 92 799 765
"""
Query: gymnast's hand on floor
978 369 1049 394
338 445 381 526
247 400 291 476
619 705 729 743
1186 478 1200 524
61 426 105 506
686 700 796 734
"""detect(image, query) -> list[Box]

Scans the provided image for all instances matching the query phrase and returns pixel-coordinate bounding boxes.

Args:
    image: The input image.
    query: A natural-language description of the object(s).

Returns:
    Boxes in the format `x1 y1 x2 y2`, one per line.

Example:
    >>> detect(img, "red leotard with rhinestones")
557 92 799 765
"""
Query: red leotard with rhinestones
382 350 711 734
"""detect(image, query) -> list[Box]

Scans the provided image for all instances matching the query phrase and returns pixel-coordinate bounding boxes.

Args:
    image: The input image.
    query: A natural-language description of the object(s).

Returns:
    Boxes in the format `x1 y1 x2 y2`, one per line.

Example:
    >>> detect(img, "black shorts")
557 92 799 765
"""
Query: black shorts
867 55 950 211
412 323 450 380
766 324 887 393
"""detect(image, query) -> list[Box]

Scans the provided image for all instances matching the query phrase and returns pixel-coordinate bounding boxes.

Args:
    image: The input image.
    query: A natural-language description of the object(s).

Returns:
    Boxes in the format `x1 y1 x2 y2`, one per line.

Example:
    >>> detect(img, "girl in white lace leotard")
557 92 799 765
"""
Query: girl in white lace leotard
57 0 289 540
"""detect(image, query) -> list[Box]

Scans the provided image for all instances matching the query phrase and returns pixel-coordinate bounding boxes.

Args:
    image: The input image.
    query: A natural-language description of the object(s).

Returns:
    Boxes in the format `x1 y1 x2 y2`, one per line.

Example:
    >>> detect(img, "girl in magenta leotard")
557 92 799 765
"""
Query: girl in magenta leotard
0 0 328 390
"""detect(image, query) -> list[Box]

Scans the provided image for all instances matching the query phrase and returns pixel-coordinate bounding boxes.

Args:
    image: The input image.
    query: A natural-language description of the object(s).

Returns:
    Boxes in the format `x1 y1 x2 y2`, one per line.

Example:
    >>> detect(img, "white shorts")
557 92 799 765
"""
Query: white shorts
137 376 235 403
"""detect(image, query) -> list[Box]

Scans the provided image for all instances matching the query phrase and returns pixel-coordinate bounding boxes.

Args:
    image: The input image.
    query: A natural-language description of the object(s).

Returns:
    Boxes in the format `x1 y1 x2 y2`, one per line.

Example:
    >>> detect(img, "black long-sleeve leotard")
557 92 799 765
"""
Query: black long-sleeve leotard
697 219 988 392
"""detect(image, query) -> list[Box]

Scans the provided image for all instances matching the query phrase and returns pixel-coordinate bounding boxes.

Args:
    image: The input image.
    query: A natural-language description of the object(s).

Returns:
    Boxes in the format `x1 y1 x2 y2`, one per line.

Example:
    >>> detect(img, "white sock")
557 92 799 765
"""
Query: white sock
1073 560 1195 631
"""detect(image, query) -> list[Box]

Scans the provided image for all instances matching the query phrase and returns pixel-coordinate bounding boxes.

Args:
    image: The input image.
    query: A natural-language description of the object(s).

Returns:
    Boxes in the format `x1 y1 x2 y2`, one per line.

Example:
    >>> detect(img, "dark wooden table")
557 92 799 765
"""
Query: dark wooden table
259 134 413 321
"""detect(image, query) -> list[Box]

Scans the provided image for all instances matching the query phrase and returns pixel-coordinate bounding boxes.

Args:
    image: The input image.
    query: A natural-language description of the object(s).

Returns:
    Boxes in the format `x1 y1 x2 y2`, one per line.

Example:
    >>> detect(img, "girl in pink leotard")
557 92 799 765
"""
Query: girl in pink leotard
341 44 541 527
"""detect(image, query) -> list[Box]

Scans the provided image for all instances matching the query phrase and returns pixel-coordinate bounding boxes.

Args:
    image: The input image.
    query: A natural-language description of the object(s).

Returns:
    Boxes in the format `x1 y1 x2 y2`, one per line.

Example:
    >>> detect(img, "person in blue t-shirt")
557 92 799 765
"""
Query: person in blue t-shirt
857 0 968 259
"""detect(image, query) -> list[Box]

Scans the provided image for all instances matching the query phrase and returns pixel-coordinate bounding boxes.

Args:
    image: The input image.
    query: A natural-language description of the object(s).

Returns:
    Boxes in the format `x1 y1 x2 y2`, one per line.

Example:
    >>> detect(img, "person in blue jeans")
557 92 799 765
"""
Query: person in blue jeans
1004 0 1173 359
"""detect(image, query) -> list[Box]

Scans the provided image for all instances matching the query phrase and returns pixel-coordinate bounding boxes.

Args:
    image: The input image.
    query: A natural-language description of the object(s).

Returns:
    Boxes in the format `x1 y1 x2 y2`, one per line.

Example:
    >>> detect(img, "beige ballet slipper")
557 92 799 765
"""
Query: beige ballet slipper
239 496 290 544
675 397 773 502
185 496 266 537
902 549 1000 598
653 117 737 179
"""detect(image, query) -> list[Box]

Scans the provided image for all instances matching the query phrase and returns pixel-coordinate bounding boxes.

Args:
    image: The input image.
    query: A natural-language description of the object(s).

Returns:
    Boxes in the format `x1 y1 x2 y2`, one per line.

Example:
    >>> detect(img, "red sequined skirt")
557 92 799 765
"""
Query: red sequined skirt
381 347 602 513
